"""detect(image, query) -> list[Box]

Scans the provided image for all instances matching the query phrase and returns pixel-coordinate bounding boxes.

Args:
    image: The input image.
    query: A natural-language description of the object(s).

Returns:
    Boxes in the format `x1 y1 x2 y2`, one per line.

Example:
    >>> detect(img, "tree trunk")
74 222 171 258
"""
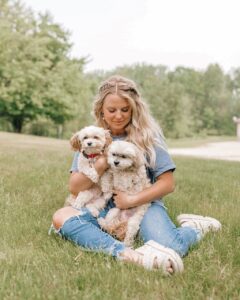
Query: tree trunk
12 117 24 133
57 124 63 139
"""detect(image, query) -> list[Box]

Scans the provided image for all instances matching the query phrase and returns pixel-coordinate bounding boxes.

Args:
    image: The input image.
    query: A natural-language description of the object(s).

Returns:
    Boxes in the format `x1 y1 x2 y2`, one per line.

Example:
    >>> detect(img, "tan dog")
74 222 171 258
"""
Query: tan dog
66 126 111 216
98 141 151 246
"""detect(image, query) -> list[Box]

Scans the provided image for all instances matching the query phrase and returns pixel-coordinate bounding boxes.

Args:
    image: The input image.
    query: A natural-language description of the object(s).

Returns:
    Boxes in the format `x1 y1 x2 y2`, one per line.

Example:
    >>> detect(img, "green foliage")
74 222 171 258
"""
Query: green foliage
201 64 232 134
108 63 239 138
230 68 240 125
0 1 240 138
105 64 192 138
0 0 86 133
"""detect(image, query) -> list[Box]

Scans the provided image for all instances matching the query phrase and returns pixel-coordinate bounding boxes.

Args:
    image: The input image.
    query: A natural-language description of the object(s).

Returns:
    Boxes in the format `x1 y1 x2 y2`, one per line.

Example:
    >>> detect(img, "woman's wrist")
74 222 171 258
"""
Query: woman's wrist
78 157 108 184
128 193 141 208
129 189 154 207
94 157 108 176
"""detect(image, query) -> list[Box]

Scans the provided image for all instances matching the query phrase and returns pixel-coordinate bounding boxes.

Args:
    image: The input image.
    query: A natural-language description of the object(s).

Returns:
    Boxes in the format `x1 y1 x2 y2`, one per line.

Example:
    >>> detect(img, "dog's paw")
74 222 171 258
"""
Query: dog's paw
97 217 106 228
124 238 134 247
72 202 83 209
86 204 100 217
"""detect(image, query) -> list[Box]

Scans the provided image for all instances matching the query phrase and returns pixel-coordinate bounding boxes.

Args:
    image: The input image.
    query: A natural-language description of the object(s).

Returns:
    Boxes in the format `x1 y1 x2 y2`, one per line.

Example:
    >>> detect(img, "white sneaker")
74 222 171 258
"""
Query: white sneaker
177 214 222 236
135 240 184 274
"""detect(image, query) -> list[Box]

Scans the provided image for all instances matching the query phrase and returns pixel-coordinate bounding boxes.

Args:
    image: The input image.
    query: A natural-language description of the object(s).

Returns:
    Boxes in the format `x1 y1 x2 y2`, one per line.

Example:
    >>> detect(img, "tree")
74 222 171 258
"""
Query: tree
202 64 232 134
0 0 86 133
168 67 205 134
109 64 194 138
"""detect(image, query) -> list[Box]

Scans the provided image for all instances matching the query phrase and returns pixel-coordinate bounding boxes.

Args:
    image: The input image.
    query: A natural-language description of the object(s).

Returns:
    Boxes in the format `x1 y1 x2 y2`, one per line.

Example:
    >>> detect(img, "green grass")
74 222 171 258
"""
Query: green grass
1 132 240 300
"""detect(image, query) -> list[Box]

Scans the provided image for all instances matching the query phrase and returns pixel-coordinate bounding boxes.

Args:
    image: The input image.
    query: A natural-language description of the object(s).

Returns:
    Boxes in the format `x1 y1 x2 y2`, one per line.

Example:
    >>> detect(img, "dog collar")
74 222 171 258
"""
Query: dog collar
82 152 100 159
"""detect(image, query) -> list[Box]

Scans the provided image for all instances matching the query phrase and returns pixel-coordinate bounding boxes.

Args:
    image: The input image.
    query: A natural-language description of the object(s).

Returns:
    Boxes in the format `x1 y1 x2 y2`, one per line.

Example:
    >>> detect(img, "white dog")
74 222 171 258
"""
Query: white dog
98 141 151 246
66 125 111 216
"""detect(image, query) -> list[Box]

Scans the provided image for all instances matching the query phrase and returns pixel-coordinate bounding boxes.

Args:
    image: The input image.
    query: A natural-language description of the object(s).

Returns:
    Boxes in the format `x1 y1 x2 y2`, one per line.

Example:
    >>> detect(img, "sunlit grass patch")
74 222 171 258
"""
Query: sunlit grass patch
0 132 240 299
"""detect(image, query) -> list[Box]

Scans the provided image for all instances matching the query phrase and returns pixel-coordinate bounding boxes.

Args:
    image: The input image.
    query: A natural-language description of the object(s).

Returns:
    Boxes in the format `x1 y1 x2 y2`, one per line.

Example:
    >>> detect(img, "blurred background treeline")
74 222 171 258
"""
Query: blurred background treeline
0 0 240 139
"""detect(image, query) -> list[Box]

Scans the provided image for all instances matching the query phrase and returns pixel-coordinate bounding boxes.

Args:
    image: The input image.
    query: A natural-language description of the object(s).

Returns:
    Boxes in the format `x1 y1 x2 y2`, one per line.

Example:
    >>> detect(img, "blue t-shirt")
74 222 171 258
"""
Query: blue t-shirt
70 135 175 183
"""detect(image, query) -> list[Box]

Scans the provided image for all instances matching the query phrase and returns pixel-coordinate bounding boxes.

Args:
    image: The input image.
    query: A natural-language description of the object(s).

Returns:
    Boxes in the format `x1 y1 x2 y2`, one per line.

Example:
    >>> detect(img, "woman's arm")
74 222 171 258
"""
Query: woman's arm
69 155 109 197
113 171 175 209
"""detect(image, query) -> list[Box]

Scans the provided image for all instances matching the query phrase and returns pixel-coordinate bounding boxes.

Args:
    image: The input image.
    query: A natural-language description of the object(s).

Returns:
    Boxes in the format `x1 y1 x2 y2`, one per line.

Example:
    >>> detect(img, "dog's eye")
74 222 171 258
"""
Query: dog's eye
83 136 88 140
93 136 99 139
112 153 116 156
122 155 126 159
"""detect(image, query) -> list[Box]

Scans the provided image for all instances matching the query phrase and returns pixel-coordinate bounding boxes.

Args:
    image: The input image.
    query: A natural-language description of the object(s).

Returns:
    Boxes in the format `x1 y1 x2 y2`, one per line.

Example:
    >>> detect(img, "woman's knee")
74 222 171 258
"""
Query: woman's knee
52 208 64 229
52 207 80 230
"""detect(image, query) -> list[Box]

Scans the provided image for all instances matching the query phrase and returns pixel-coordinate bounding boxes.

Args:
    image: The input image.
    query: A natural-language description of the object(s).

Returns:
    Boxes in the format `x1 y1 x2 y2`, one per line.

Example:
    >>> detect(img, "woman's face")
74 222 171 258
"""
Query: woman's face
102 93 132 135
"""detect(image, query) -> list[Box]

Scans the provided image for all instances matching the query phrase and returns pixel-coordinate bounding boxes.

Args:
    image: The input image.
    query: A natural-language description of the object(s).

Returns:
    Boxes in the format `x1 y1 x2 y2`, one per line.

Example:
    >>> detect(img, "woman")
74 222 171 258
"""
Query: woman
52 75 221 274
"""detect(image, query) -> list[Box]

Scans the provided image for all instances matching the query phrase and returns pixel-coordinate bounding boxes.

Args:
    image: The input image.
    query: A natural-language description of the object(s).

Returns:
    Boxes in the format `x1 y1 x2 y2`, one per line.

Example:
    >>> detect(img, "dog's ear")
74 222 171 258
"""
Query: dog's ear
132 147 145 169
104 130 112 147
70 132 81 151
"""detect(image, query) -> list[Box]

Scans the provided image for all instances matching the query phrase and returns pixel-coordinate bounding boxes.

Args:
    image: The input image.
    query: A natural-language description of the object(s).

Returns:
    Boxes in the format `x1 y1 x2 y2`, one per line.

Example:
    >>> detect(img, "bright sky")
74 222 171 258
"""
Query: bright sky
23 0 240 73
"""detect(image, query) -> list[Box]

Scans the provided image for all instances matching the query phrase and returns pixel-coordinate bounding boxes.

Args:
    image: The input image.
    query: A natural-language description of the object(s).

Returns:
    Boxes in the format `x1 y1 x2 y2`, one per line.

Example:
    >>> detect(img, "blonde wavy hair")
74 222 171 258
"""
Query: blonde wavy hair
93 75 166 168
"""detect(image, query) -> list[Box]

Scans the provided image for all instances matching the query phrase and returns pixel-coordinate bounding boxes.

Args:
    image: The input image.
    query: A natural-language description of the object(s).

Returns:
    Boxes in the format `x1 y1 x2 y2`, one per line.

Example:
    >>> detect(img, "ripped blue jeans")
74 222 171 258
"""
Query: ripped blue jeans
57 200 199 258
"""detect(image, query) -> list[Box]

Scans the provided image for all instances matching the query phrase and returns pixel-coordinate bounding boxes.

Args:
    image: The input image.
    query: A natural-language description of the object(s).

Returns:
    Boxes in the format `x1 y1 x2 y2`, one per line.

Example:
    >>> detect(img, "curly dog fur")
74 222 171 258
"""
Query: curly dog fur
65 126 111 217
98 141 151 246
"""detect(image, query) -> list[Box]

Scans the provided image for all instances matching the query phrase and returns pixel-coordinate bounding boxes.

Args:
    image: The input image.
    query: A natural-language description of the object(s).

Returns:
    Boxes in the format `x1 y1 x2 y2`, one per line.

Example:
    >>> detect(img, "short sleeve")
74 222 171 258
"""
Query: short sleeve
70 152 80 173
147 145 176 183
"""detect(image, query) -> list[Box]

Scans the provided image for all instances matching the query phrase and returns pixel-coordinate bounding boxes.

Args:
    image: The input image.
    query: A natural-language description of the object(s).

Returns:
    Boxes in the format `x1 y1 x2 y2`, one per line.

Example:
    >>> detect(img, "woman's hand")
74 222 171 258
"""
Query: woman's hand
69 154 109 196
113 190 138 209
94 154 109 174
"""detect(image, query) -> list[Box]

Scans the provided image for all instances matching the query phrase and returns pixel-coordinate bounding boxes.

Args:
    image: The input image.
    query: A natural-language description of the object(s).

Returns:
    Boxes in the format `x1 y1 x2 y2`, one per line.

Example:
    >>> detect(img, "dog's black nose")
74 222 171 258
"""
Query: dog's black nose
87 142 92 146
114 161 120 166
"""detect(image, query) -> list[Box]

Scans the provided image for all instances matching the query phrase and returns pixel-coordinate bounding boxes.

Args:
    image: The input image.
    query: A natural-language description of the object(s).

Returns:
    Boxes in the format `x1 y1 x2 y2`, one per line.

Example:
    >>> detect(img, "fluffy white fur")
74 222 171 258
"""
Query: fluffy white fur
66 125 111 217
98 141 151 246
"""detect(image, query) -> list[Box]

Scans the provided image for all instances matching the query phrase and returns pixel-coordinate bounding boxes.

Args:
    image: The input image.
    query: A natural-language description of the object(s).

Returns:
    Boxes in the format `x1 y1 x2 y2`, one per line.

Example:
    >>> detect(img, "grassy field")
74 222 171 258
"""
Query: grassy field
0 132 240 300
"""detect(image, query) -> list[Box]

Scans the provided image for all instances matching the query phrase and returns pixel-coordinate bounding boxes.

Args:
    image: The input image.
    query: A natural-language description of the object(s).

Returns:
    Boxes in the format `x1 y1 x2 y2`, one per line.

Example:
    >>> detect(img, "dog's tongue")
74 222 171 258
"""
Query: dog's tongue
87 153 99 158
